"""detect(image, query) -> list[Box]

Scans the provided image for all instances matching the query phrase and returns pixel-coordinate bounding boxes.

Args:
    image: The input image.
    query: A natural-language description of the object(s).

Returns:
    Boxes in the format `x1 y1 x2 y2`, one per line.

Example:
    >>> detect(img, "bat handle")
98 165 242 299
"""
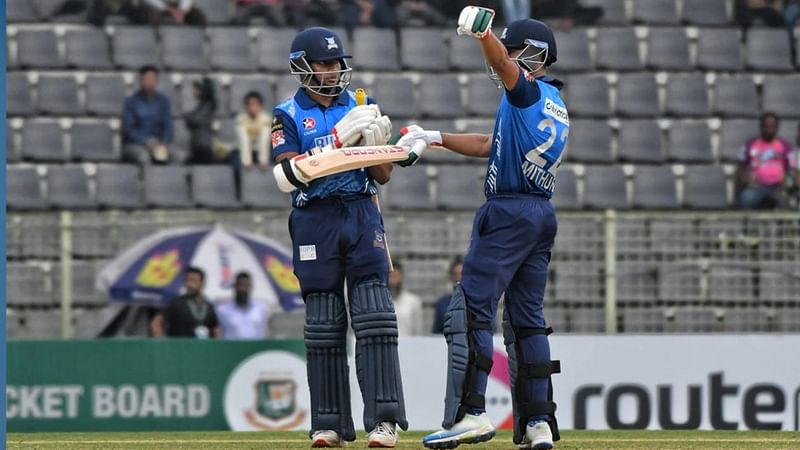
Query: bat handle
355 88 366 106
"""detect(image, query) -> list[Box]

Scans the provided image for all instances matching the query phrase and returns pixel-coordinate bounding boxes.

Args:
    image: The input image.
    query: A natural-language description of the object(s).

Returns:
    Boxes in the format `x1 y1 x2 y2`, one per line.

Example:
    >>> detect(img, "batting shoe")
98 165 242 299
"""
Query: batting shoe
422 413 496 449
367 422 398 448
311 430 345 448
518 420 553 450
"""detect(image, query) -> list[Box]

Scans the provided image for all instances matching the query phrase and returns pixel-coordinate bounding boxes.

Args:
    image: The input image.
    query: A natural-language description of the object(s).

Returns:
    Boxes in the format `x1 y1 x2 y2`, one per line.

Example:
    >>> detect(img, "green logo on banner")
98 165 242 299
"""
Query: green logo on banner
257 379 297 420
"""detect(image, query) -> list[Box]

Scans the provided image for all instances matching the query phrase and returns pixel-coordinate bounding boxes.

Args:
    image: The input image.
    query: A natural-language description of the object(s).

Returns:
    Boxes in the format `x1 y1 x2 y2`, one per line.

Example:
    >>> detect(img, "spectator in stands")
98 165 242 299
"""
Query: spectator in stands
285 0 339 28
737 112 794 209
122 65 175 165
784 0 800 63
401 0 448 26
184 78 217 164
231 91 270 172
88 0 149 25
150 267 220 338
215 272 270 339
389 259 424 336
143 0 207 26
531 0 604 28
736 0 785 27
432 255 463 335
231 0 286 26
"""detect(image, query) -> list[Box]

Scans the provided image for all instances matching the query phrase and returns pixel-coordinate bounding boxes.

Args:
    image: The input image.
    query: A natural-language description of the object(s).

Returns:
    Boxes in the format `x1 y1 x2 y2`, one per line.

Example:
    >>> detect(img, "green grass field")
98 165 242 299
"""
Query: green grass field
7 430 800 449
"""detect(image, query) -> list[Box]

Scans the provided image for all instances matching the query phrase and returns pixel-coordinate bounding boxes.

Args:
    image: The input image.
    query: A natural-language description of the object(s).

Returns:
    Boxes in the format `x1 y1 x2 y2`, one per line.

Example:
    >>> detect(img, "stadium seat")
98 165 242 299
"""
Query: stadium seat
193 0 233 23
565 119 613 163
696 29 742 71
552 167 579 210
22 120 66 161
7 73 36 116
721 307 769 332
353 28 400 71
762 75 800 118
582 0 627 25
665 74 709 117
583 165 629 209
665 308 719 332
275 76 300 103
618 120 664 163
161 27 209 71
113 27 159 69
209 27 254 72
229 76 275 115
7 122 18 162
191 166 240 209
462 119 494 135
157 76 181 116
759 263 800 303
554 217 604 257
709 263 755 304
621 307 663 333
85 74 128 117
7 166 47 210
564 75 610 117
745 29 794 72
659 264 704 304
466 76 501 117
570 308 606 333
46 166 95 209
775 308 800 332
65 29 113 69
617 263 658 304
632 0 679 25
616 73 659 117
71 121 118 162
448 35 487 71
52 261 107 306
96 164 143 209
401 29 446 71
6 262 51 307
241 170 291 209
385 165 433 210
144 166 191 208
646 28 690 71
667 121 713 163
683 165 728 209
682 0 729 25
256 28 295 72
632 165 677 209
553 261 603 304
595 28 642 71
552 29 592 72
372 76 418 119
418 75 462 118
718 119 757 162
437 165 482 210
17 29 65 68
215 118 236 145
37 75 82 116
8 0 38 22
713 75 758 118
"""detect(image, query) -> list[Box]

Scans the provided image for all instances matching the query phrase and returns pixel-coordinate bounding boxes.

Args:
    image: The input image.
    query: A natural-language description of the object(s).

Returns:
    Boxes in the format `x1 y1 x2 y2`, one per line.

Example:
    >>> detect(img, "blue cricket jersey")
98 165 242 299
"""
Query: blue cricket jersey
272 88 378 208
485 68 569 199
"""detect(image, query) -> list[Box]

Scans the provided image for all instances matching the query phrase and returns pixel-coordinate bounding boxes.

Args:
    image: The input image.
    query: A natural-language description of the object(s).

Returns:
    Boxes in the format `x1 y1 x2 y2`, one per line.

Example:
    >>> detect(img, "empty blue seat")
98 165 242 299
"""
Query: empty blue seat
144 166 191 208
22 120 66 161
96 164 143 209
8 166 47 210
17 29 65 68
191 166 240 209
47 166 95 209
65 29 113 69
113 27 159 69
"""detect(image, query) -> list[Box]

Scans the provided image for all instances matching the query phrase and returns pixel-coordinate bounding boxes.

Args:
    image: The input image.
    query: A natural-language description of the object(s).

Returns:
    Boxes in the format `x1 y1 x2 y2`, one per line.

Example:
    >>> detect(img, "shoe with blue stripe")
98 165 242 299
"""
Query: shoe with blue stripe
422 413 496 449
518 420 553 449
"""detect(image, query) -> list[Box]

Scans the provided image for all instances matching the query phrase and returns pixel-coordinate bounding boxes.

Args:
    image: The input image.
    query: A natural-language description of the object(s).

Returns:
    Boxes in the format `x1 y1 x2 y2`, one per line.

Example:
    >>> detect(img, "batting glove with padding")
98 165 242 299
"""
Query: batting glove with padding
457 6 495 39
393 125 443 167
332 104 382 148
359 114 392 146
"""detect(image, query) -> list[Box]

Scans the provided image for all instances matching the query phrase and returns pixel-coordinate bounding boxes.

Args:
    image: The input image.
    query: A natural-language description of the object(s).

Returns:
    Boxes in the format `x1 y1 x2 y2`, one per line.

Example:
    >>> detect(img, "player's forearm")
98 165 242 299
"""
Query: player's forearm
368 163 393 184
441 133 491 158
478 31 518 89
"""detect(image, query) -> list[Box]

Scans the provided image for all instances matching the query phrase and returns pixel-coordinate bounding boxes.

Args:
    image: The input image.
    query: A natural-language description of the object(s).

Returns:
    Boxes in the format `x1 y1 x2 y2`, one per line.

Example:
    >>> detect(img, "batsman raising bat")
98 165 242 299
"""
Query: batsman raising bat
395 8 569 450
271 27 406 448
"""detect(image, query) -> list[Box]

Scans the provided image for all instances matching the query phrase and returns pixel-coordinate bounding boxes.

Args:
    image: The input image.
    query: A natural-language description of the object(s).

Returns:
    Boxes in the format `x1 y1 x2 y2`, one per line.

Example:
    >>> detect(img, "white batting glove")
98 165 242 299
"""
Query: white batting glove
359 115 392 146
395 125 443 167
457 6 495 39
332 104 381 148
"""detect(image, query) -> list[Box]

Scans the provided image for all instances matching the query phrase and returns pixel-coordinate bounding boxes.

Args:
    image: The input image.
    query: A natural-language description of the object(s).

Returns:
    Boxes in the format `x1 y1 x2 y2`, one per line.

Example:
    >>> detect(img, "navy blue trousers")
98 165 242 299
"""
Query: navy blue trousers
460 194 557 420
289 195 389 297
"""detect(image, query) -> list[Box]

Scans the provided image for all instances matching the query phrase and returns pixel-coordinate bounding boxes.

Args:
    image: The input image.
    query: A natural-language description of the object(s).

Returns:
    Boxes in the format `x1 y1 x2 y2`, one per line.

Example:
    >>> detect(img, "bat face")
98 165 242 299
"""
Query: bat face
293 145 409 179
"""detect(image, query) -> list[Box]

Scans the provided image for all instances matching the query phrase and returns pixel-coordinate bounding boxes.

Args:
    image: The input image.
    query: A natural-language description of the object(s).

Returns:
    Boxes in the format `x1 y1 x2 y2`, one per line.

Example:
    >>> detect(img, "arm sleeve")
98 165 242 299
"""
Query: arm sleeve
504 67 541 109
271 110 301 161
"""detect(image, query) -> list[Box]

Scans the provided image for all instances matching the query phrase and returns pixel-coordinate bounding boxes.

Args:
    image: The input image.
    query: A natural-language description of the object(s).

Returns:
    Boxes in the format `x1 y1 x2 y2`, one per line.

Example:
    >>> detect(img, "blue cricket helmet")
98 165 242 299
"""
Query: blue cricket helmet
500 18 558 66
289 27 352 97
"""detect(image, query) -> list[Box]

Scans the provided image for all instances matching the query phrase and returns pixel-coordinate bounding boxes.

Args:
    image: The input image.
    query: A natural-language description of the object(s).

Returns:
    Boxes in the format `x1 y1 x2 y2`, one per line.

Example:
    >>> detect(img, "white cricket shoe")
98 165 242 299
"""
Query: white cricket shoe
518 421 553 450
367 421 398 448
311 430 345 448
422 413 496 449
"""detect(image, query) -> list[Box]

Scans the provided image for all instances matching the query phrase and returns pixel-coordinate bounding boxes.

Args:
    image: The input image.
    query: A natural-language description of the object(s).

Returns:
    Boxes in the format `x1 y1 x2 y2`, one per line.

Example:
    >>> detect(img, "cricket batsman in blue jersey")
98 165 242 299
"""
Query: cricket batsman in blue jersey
395 7 569 450
272 27 407 448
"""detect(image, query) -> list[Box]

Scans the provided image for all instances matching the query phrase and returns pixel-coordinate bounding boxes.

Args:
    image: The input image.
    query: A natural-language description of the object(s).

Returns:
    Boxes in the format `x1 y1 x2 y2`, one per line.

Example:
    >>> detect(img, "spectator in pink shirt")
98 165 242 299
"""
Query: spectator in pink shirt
215 272 270 339
737 112 794 209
